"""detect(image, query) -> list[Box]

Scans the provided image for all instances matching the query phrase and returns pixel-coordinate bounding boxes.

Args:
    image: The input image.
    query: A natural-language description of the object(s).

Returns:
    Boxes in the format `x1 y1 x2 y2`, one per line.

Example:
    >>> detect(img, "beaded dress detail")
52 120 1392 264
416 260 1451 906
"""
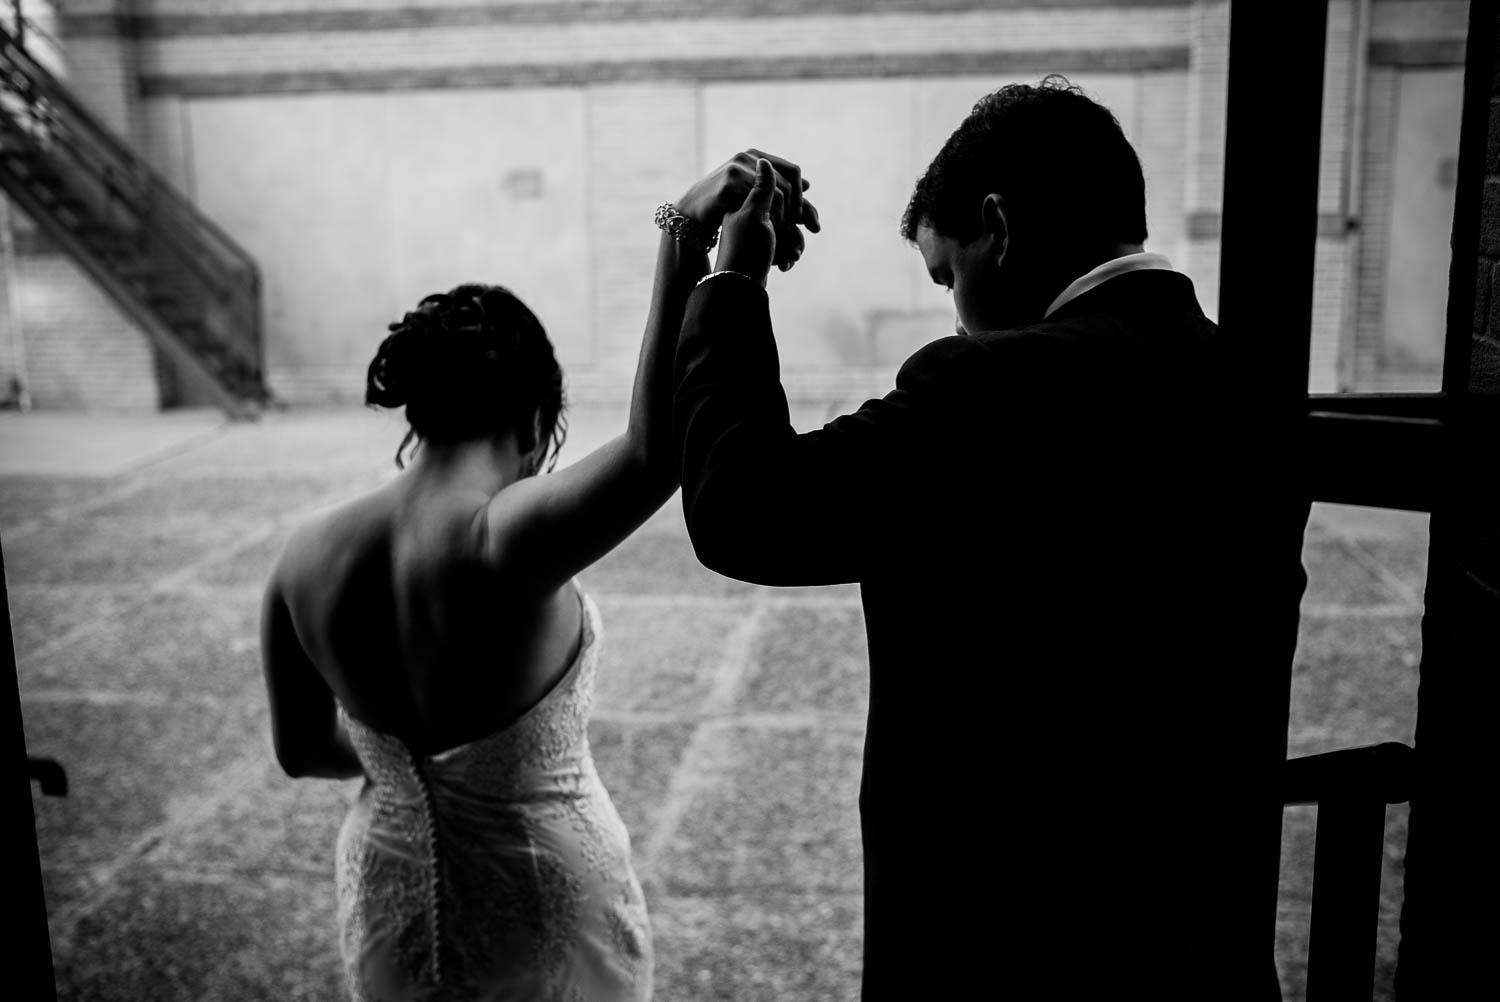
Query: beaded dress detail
334 590 652 1001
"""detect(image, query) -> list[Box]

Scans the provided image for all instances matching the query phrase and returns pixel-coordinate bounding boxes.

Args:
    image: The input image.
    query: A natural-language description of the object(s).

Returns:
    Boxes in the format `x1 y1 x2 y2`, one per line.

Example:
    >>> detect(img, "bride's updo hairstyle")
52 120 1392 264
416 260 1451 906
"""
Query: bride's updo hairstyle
366 283 568 471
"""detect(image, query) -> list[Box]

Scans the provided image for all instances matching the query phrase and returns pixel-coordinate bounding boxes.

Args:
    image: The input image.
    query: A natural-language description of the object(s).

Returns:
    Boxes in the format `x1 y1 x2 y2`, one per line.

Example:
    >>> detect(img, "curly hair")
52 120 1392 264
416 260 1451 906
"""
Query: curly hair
366 284 568 471
900 75 1147 248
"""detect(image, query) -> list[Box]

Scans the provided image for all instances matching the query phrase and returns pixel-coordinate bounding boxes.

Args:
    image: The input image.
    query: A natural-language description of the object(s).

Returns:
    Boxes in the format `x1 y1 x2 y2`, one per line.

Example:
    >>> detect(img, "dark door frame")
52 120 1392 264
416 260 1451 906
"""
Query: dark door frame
1222 1 1498 996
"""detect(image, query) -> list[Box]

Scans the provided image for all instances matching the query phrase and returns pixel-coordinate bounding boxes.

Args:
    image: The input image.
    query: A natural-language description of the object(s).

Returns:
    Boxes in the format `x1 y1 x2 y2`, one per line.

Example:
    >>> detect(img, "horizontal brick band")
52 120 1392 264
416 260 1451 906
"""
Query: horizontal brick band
62 0 1192 39
1368 39 1467 66
139 46 1190 97
11 228 58 256
1186 210 1356 241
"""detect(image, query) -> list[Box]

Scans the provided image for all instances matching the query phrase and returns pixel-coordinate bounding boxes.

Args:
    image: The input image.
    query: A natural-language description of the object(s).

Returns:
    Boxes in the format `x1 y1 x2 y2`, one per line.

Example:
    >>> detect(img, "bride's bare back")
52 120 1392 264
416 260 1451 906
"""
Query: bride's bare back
260 275 684 781
272 475 583 756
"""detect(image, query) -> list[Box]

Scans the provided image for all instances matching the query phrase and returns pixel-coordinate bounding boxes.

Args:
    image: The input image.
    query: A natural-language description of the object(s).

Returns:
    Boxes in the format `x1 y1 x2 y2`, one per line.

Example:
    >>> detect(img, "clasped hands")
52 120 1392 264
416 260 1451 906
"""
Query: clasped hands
677 150 822 285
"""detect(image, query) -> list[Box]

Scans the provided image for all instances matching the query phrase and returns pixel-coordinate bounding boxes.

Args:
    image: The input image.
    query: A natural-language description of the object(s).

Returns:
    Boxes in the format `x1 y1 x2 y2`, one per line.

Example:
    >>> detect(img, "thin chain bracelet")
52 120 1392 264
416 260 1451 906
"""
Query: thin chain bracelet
695 270 759 289
655 202 720 253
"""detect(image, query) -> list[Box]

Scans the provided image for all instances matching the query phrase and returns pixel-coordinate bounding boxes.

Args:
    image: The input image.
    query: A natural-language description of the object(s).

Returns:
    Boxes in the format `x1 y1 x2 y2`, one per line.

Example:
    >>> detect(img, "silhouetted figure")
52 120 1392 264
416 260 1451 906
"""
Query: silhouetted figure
675 78 1307 999
259 151 818 999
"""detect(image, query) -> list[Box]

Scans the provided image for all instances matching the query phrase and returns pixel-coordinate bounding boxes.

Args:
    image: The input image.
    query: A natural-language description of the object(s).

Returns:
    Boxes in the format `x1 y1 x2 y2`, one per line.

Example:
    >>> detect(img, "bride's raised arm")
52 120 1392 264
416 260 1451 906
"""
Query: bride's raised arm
474 150 816 596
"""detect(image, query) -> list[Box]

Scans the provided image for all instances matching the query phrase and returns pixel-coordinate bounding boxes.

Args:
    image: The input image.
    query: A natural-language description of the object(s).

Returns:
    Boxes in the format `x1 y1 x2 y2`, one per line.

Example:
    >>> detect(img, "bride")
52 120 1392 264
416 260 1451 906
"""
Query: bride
259 152 816 1001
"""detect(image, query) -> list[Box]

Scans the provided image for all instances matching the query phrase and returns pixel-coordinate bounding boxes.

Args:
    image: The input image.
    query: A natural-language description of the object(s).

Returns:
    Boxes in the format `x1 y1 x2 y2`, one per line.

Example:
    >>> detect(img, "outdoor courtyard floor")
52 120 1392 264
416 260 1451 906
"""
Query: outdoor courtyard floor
4 404 1424 1001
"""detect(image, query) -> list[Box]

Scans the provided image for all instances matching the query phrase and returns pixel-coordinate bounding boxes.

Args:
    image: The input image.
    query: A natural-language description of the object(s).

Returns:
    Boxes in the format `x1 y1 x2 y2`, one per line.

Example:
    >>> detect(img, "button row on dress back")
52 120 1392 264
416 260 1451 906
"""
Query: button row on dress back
403 744 445 988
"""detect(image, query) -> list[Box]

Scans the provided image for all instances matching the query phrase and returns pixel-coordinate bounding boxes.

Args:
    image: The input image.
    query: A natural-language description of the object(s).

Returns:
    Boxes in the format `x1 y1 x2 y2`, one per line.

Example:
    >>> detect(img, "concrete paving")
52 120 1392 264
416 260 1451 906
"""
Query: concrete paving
4 404 1426 1001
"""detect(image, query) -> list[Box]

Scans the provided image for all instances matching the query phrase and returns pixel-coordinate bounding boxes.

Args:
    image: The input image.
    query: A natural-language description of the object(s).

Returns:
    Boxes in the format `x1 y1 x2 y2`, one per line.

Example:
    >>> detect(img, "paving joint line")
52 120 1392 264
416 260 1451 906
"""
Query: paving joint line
3 475 158 542
661 879 862 898
1298 601 1422 618
9 582 156 595
12 581 280 601
46 754 269 957
589 591 862 609
108 419 237 480
1 420 239 541
21 688 233 709
593 707 865 729
1341 537 1426 609
18 468 390 667
656 887 865 903
1317 528 1426 610
636 599 769 888
149 467 391 594
3 450 385 548
147 864 335 886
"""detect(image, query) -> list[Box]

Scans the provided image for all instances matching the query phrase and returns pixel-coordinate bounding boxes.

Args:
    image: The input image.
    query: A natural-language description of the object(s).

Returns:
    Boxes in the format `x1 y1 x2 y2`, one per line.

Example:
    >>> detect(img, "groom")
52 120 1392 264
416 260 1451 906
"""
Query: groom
673 79 1305 998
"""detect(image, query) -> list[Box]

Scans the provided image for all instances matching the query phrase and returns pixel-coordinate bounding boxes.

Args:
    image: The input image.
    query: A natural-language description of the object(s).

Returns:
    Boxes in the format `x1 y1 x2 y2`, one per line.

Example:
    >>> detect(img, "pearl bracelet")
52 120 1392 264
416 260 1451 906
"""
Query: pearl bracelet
655 202 719 253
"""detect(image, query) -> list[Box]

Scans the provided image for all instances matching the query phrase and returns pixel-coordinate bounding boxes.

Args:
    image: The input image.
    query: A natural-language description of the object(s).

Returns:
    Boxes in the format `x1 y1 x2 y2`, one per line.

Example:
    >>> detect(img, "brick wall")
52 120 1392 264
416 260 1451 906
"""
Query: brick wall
52 0 144 145
129 11 1189 92
1355 67 1400 390
1186 0 1467 393
1137 65 1190 273
585 83 702 401
8 242 160 410
1308 0 1360 394
1180 0 1227 321
0 212 164 411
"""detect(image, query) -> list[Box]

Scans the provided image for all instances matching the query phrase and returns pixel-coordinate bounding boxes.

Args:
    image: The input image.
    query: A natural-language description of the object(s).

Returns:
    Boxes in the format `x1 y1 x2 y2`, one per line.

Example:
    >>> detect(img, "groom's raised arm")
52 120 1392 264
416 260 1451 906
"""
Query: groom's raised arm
674 273 994 587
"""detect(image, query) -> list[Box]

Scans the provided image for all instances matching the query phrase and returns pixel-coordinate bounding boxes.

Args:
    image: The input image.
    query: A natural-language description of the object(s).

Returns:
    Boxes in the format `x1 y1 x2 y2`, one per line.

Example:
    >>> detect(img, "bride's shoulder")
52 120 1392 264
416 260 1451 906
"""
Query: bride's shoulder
269 484 396 590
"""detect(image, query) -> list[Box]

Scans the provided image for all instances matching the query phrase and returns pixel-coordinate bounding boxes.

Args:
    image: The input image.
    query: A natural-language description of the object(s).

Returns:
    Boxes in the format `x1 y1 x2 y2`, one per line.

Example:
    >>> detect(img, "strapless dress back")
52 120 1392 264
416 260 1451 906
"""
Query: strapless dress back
334 590 652 1001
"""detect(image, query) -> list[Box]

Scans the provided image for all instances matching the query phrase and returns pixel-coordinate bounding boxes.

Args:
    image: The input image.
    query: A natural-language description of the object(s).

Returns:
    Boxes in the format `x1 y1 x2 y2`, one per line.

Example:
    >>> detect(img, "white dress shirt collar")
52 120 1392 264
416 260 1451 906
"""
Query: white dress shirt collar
1043 252 1175 318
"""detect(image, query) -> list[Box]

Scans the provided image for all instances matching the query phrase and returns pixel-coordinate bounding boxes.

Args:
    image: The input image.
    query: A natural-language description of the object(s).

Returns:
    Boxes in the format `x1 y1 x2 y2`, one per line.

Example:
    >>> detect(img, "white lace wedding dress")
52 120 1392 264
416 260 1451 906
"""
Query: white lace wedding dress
334 589 652 1001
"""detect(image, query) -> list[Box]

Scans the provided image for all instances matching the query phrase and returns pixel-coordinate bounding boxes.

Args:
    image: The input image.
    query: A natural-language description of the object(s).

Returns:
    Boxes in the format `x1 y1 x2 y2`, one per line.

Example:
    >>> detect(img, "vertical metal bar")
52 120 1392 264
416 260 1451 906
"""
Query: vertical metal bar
3 537 59 1001
1306 799 1387 1002
1219 0 1330 972
1221 1 1330 400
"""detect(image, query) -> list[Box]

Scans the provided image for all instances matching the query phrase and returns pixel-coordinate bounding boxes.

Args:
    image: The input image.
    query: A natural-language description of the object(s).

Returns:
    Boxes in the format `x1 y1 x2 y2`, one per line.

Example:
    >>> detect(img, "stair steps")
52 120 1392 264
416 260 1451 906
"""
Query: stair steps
0 22 270 417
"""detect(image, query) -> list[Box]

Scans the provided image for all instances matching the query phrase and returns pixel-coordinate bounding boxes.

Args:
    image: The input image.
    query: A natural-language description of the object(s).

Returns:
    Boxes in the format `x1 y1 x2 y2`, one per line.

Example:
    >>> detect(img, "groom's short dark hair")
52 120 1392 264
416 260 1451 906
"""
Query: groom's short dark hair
900 75 1147 248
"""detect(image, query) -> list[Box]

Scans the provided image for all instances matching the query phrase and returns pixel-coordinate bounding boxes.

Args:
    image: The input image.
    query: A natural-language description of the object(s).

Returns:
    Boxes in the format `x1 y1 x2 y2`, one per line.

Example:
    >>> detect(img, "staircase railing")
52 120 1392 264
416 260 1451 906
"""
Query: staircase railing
0 15 267 412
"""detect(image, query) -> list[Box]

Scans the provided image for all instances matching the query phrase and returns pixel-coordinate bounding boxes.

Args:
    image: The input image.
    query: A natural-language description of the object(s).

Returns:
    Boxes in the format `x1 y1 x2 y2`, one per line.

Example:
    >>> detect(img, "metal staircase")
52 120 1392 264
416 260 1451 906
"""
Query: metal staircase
0 19 269 417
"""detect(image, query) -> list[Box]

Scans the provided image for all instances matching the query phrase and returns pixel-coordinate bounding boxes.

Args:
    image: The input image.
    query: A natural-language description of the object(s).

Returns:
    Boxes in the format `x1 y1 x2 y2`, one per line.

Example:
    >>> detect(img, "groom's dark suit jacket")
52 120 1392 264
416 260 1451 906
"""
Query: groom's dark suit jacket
674 268 1308 999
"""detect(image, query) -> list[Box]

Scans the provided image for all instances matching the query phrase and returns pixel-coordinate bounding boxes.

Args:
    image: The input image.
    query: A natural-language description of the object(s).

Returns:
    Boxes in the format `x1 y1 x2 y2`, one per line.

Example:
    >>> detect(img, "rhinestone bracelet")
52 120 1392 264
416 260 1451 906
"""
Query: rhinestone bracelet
655 202 719 253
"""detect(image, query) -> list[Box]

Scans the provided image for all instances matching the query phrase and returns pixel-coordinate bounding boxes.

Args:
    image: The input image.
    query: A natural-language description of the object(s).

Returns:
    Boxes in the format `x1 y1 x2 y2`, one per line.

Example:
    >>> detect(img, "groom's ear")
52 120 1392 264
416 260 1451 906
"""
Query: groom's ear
979 194 1009 261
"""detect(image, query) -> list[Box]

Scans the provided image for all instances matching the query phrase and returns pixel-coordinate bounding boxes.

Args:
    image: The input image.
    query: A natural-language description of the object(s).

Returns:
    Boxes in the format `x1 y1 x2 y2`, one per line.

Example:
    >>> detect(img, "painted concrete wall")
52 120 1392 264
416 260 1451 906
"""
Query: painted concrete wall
0 0 1478 409
156 69 1191 404
1384 68 1465 375
121 0 1203 405
179 88 593 399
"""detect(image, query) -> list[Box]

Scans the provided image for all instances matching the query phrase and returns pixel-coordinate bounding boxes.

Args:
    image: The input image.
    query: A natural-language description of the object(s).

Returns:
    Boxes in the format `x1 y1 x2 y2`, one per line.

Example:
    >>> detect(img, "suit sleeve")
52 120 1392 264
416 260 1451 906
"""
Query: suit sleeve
673 275 993 587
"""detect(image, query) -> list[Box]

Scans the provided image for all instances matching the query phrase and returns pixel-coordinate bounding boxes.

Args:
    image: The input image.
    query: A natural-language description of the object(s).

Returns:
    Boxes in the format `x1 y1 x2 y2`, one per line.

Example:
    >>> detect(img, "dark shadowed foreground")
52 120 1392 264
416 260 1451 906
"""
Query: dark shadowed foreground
4 406 1421 1001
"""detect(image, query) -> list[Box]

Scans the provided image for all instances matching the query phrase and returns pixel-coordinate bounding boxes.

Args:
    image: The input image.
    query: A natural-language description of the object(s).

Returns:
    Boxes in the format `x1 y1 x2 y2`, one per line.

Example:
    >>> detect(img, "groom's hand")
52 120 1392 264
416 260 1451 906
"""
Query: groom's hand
715 159 781 285
677 149 820 273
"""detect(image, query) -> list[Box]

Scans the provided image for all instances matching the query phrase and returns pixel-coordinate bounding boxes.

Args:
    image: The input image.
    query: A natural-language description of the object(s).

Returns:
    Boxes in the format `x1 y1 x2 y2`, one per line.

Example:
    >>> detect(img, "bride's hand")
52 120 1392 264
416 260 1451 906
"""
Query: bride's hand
677 149 821 272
